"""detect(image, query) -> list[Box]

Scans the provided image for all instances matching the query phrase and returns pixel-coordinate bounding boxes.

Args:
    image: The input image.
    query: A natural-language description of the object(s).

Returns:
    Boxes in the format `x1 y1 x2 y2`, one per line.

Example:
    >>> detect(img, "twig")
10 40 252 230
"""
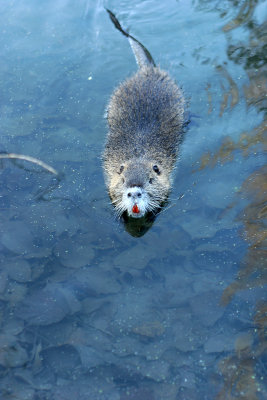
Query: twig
0 153 58 175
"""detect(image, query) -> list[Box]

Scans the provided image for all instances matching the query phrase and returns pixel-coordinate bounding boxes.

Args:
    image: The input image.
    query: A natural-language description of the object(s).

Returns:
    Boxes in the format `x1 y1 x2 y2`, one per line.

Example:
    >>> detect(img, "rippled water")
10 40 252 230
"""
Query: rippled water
0 0 266 399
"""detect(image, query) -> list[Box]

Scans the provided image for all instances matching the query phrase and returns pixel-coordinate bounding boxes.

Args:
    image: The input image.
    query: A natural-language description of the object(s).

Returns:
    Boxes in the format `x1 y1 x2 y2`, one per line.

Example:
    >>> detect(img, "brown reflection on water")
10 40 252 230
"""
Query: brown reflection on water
216 341 260 399
205 0 267 119
205 65 240 117
206 112 267 400
222 0 258 32
221 165 267 305
197 120 266 170
209 126 267 398
217 65 239 116
216 300 266 399
200 100 267 400
197 1 267 397
199 158 267 398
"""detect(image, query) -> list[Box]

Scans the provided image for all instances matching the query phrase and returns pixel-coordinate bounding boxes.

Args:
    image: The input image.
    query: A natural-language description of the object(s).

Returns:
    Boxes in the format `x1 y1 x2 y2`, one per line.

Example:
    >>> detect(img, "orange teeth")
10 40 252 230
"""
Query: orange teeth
132 204 140 214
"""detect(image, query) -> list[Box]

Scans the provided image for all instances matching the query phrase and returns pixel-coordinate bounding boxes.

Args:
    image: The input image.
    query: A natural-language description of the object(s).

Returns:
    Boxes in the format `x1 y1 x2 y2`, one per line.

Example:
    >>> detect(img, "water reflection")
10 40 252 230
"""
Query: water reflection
215 165 267 399
222 166 267 305
197 120 265 169
122 212 157 237
196 1 266 397
222 0 259 32
216 165 267 400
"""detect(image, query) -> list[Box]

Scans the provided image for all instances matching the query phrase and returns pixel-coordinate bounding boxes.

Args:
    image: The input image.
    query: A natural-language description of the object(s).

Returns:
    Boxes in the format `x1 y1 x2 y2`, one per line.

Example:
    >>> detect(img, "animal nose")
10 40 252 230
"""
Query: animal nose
127 189 142 199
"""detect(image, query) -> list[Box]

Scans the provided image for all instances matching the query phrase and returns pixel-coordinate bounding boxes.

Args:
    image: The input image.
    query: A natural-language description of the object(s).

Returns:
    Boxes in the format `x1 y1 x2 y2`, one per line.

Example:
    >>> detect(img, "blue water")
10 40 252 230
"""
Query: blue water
0 0 266 399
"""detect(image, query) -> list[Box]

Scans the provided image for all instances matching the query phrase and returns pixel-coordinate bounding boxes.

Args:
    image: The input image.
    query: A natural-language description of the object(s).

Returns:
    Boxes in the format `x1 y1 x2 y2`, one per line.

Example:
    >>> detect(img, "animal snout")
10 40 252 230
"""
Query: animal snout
126 187 142 199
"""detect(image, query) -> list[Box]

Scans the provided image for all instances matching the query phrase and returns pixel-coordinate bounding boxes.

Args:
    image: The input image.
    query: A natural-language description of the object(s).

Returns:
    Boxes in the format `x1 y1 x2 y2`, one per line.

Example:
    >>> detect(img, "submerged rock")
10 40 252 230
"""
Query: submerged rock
15 283 81 325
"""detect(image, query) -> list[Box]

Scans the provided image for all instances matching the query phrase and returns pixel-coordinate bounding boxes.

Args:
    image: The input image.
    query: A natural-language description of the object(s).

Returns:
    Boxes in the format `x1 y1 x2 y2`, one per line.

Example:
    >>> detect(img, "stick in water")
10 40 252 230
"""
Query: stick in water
0 153 58 175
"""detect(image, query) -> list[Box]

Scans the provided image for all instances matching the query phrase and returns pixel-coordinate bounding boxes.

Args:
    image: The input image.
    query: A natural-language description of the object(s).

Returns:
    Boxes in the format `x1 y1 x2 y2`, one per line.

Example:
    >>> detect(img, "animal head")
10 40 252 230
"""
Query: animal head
108 158 171 218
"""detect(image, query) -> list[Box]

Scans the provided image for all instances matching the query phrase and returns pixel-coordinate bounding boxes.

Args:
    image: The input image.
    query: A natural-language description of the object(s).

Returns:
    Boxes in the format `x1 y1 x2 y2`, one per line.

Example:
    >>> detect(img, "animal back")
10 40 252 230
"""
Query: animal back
107 66 185 160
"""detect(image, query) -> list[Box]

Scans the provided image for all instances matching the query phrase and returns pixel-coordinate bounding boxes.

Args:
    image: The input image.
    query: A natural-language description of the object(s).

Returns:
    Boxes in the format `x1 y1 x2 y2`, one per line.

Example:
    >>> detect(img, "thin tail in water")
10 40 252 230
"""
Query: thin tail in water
106 8 156 68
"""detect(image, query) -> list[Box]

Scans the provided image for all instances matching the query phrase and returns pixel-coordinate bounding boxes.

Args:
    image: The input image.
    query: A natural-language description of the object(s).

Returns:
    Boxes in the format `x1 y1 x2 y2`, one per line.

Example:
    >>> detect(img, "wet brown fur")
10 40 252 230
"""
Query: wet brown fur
103 65 185 215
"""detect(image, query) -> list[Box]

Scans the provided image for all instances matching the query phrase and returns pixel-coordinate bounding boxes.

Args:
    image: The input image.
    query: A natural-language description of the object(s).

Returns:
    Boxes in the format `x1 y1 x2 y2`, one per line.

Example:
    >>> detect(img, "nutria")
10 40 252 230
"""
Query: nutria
103 9 185 218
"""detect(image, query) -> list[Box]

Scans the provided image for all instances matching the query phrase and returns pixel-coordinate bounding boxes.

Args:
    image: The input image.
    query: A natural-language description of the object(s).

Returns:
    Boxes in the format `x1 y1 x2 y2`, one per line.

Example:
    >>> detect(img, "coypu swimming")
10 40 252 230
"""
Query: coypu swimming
103 9 185 218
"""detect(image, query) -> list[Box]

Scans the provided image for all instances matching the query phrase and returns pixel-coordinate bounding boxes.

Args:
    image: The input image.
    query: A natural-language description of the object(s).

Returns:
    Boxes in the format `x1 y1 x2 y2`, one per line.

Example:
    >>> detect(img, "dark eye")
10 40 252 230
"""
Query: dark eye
149 178 153 184
119 165 124 174
153 165 160 175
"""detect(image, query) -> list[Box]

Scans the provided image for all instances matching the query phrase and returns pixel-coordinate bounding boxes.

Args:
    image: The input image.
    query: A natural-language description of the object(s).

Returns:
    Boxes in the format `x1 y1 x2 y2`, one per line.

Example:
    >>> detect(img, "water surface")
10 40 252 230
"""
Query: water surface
0 0 266 399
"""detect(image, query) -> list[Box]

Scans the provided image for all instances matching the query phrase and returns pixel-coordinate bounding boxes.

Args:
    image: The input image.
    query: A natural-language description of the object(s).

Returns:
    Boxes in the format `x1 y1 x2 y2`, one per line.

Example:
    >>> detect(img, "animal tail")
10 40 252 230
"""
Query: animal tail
106 9 156 68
